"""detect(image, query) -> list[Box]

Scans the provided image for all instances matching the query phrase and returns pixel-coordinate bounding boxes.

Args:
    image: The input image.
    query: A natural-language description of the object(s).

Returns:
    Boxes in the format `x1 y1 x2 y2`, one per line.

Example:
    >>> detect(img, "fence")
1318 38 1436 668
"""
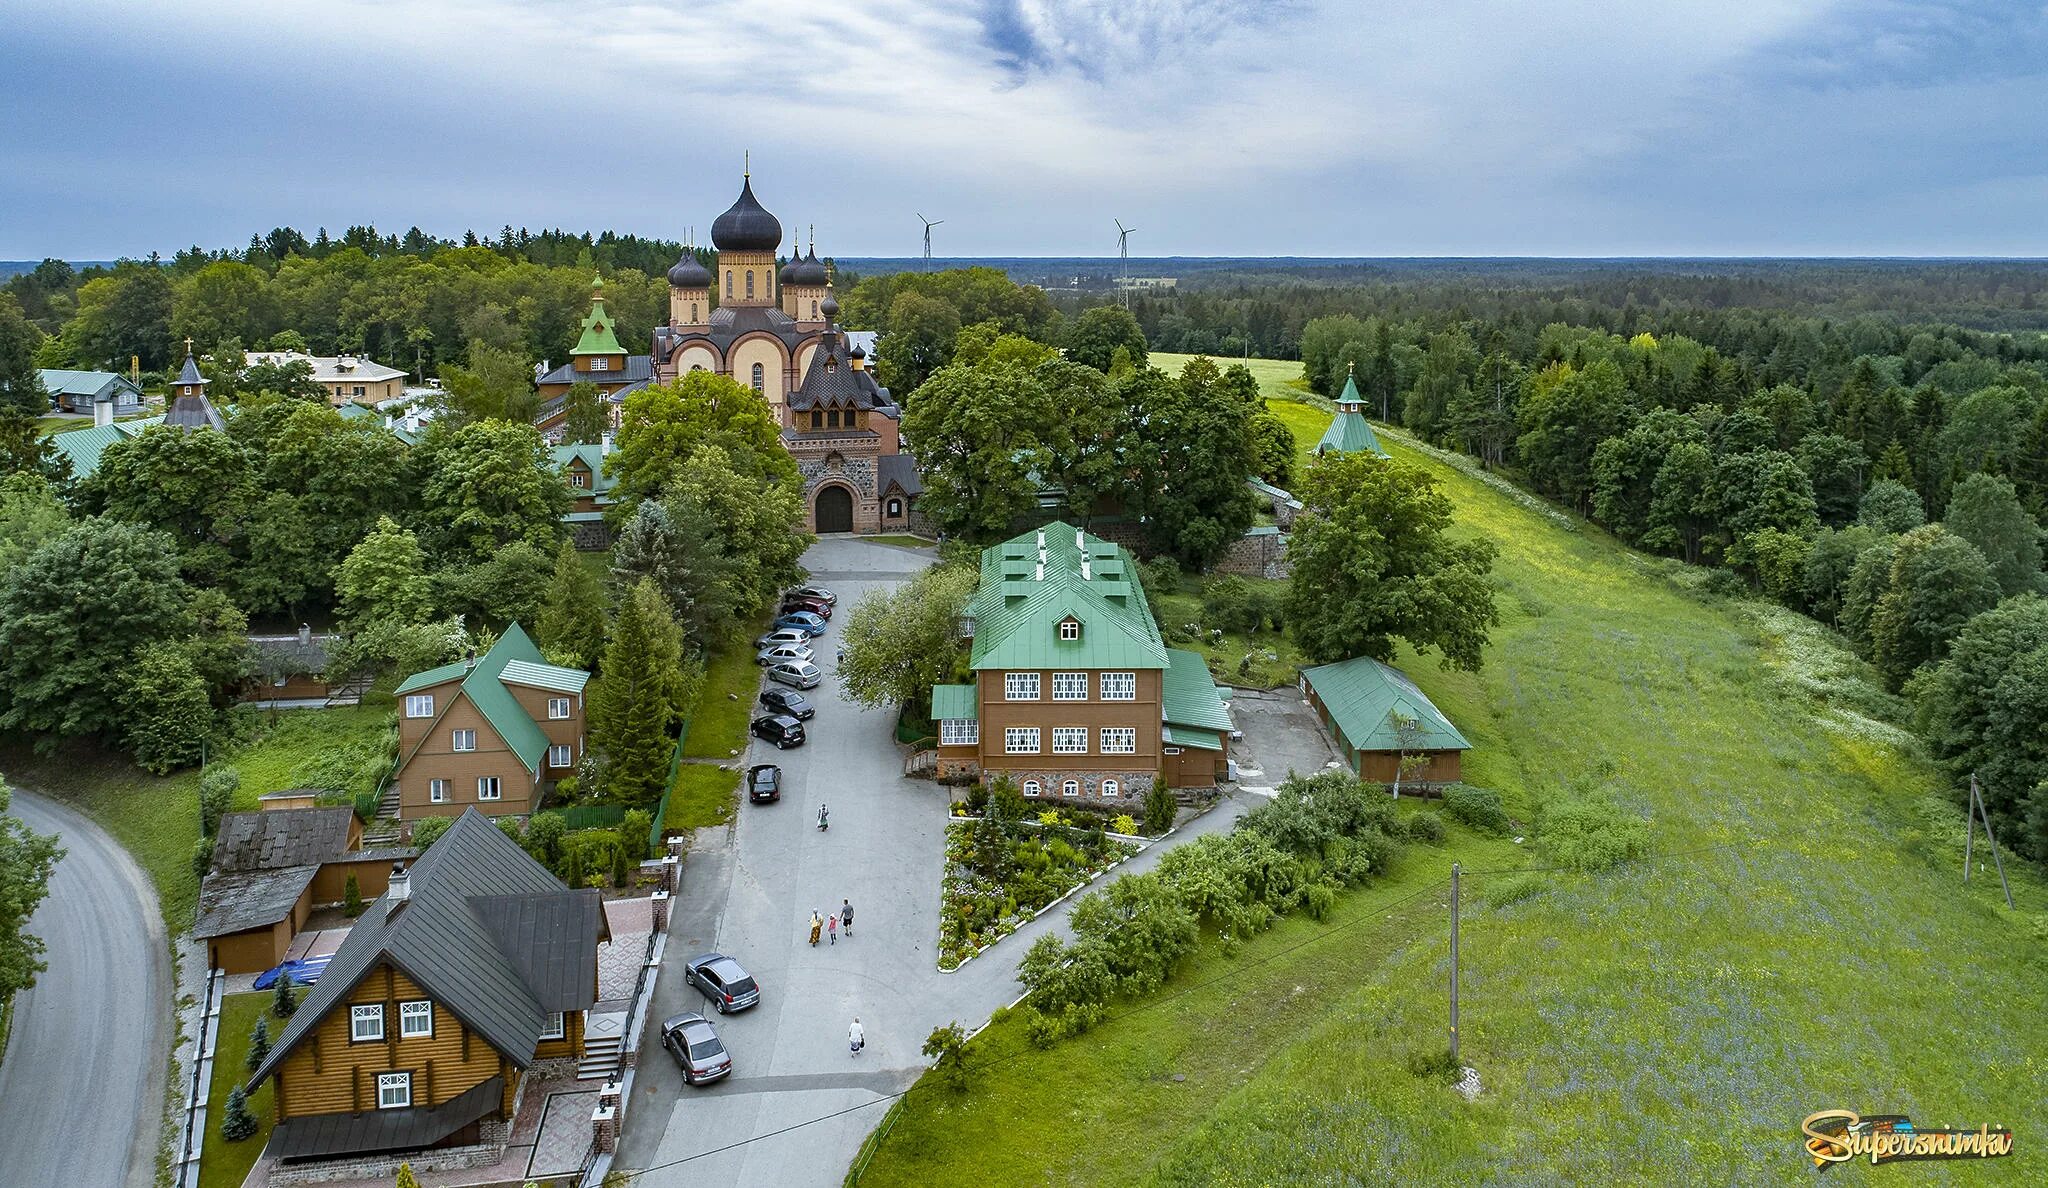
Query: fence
551 803 627 830
174 968 225 1188
646 723 690 853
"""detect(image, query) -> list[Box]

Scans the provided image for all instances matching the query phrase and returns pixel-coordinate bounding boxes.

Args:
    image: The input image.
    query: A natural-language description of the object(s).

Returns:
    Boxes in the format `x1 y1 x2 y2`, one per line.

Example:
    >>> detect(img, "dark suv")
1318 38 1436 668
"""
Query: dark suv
683 952 760 1014
758 688 813 719
747 763 781 803
750 714 805 748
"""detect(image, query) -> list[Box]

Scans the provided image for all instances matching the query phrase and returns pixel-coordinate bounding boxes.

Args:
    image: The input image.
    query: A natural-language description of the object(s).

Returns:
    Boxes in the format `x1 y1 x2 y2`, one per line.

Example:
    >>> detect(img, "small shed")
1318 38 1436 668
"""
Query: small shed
1300 655 1470 787
194 804 411 973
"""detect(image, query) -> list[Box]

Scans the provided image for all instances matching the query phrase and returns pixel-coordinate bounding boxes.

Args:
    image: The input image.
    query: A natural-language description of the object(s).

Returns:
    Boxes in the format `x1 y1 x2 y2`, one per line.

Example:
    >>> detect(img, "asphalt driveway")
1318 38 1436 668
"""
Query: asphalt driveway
0 789 171 1188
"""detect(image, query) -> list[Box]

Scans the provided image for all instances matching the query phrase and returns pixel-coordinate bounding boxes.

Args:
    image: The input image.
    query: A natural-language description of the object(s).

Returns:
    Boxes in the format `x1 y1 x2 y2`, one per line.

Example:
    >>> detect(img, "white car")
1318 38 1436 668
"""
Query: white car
755 627 811 650
757 642 815 666
767 660 823 689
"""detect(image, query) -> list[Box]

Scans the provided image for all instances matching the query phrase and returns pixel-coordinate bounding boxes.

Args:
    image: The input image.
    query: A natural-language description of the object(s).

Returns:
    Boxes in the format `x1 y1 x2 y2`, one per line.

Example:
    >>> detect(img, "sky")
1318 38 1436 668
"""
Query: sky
4 0 2047 259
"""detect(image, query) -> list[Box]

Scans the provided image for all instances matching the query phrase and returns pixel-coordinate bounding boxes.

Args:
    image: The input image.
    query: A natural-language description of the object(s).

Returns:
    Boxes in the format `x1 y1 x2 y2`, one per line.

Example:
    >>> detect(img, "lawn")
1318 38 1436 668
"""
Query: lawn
681 644 762 760
665 763 739 833
1151 574 1310 691
0 702 398 930
200 991 278 1188
854 401 2048 1184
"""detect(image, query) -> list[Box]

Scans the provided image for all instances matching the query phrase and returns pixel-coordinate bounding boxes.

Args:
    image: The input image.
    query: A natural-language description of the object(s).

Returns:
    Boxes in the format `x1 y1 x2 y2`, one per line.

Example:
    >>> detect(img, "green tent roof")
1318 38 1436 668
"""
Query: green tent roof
1315 399 1389 459
394 624 581 774
931 684 977 721
570 279 626 357
1301 655 1470 753
966 522 1168 671
50 416 162 480
1162 648 1233 732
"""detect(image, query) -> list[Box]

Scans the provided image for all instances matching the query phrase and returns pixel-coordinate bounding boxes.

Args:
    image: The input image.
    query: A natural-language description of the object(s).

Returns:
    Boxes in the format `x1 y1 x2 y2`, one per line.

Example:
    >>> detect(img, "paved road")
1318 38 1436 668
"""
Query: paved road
618 537 1254 1187
0 789 172 1188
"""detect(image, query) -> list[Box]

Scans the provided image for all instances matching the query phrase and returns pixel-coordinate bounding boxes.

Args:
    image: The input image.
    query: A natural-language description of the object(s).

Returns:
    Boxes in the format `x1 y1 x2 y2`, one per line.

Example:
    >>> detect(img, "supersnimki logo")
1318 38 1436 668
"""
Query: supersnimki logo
1802 1110 2014 1169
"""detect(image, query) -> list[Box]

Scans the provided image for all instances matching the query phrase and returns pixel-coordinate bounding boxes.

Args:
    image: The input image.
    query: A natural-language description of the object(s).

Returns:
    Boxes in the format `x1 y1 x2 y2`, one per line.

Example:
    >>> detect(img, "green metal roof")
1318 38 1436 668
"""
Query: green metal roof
1301 655 1471 753
1163 725 1222 751
966 522 1167 671
1315 404 1389 458
500 658 590 694
551 443 617 494
570 282 626 357
39 369 140 399
394 624 583 774
931 684 978 721
1162 648 1233 732
50 416 162 479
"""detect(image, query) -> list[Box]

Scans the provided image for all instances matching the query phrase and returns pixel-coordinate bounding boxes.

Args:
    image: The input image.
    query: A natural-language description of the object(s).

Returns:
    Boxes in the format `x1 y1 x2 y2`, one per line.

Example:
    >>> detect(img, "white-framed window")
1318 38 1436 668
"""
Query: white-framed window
1051 672 1088 701
548 697 572 719
1100 727 1137 754
1100 672 1136 701
549 744 572 768
376 1072 411 1110
478 776 502 800
1062 780 1080 797
1164 746 1183 756
939 719 978 746
1004 672 1040 701
350 1004 384 1042
1103 779 1120 798
1052 727 1087 754
1059 620 1081 641
539 1012 566 1040
569 471 588 489
428 779 448 804
886 498 902 517
1022 780 1041 798
404 694 434 718
1005 727 1040 754
399 1000 433 1038
451 728 476 752
751 362 765 392
591 357 609 372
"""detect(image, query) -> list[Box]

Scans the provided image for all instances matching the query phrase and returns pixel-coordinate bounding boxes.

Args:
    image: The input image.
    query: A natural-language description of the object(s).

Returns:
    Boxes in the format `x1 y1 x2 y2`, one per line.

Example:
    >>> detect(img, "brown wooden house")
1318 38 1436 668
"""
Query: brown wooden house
1300 655 1471 787
247 809 606 1166
193 803 413 974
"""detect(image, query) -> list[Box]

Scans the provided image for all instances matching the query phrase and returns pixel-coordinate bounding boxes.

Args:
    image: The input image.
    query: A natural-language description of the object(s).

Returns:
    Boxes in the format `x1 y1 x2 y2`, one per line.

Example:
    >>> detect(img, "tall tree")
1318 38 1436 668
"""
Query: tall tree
1795 432 1867 526
537 540 606 669
436 339 536 425
0 294 48 417
83 423 257 585
1403 327 1476 442
1287 453 1500 670
610 370 794 510
588 579 694 808
1062 306 1148 373
1643 441 1716 564
1516 359 1635 513
663 443 811 621
875 291 962 394
1914 594 2048 852
334 516 434 629
836 563 977 710
0 472 69 572
607 498 737 649
1943 472 2043 597
0 778 63 1001
901 359 1050 541
1128 358 1262 568
410 419 568 563
1869 524 2002 690
561 380 608 445
1592 408 1701 545
122 641 216 774
1857 478 1925 533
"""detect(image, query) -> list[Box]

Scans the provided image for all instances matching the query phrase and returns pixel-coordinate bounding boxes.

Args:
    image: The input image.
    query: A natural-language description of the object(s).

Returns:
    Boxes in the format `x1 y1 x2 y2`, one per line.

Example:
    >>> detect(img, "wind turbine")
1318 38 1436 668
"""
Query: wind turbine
1115 219 1137 308
918 213 944 271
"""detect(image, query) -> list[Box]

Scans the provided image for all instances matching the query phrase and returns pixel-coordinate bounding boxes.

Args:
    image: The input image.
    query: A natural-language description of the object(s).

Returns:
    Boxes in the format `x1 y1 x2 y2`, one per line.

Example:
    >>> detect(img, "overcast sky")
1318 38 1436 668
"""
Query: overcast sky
4 0 2046 259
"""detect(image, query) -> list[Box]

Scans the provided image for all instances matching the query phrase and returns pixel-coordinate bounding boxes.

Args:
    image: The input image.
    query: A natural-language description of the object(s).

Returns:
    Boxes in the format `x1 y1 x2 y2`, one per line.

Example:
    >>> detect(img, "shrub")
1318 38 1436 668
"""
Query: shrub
554 774 580 800
621 810 652 863
1485 874 1545 908
1303 881 1337 921
611 839 631 888
988 778 1027 824
1202 576 1262 634
1110 813 1139 835
1403 811 1447 844
1143 782 1177 834
525 812 567 866
1538 788 1651 872
409 815 452 849
198 765 240 837
1037 809 1062 827
342 872 363 917
191 836 215 881
1443 785 1510 834
1405 1046 1460 1082
496 817 523 843
219 1083 258 1142
922 1022 971 1092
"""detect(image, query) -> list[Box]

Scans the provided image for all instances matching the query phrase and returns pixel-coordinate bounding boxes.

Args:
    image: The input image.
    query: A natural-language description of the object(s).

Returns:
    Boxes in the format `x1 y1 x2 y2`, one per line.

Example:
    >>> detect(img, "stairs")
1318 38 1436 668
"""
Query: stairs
324 672 372 707
362 784 403 847
578 1009 629 1080
903 749 938 779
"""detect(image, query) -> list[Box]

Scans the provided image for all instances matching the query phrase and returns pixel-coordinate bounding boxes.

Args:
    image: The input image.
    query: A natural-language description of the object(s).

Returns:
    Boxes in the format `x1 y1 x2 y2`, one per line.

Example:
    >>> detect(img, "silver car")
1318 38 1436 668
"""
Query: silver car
767 660 822 689
757 641 815 666
660 1012 732 1085
755 627 811 650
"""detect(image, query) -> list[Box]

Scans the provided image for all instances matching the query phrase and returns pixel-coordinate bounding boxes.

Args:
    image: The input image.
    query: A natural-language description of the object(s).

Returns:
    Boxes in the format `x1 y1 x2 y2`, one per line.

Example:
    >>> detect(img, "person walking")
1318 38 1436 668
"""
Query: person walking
826 911 837 945
808 910 823 947
849 1017 864 1057
841 899 853 937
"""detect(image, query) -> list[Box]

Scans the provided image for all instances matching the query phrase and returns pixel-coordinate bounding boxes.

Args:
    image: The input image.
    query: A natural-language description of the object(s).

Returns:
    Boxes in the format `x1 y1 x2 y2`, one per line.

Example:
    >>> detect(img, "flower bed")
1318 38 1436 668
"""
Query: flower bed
938 809 1139 970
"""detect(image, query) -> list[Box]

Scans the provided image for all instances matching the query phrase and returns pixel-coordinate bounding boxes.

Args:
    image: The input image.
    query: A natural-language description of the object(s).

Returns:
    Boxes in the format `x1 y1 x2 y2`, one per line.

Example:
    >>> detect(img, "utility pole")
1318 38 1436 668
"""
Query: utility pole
1449 863 1460 1066
1964 774 2015 909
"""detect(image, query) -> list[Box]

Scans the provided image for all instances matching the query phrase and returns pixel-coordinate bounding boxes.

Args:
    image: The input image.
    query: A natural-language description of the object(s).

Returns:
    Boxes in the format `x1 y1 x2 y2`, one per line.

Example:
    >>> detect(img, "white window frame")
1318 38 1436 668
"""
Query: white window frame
350 1004 384 1042
1051 672 1088 701
477 776 502 801
591 356 610 372
548 697 572 719
939 719 978 746
1022 780 1042 798
569 471 588 489
428 779 448 804
549 744 572 769
1052 727 1087 755
1100 727 1137 755
1099 672 1136 701
451 728 476 752
1059 620 1081 641
1062 780 1080 798
376 1071 411 1110
399 1000 433 1038
1103 779 1121 799
1005 727 1040 755
1003 672 1040 701
538 1012 566 1041
404 694 434 718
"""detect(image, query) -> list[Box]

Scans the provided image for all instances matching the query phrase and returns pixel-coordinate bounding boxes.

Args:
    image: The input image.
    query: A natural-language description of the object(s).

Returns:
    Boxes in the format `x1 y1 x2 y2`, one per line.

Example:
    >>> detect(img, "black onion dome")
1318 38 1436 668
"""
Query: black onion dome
849 344 866 358
667 252 711 287
710 177 783 251
792 249 829 286
820 293 840 321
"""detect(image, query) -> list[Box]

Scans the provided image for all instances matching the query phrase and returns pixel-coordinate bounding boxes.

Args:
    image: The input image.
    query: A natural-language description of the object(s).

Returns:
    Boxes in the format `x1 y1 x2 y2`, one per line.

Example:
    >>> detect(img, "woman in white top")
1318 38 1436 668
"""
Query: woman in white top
849 1017 864 1056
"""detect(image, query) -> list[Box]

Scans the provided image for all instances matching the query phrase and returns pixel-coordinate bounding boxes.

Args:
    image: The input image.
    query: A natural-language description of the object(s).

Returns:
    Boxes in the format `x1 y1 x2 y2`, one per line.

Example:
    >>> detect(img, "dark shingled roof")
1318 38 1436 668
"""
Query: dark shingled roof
656 304 817 362
710 176 783 251
266 1075 504 1160
879 453 924 497
537 354 654 387
667 252 712 288
164 393 227 431
250 809 603 1088
211 807 357 873
247 633 334 677
193 864 317 938
788 330 893 412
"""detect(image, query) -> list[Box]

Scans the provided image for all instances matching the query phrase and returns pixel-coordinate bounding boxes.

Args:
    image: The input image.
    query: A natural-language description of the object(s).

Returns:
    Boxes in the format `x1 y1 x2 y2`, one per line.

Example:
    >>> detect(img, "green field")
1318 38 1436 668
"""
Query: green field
1 703 397 929
666 763 740 832
681 644 761 760
1150 351 1330 477
855 381 2047 1184
200 992 278 1188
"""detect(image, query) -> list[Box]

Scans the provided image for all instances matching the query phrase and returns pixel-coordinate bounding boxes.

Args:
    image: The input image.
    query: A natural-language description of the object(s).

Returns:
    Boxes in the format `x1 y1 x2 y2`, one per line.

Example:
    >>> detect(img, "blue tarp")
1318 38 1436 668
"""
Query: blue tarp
252 954 332 990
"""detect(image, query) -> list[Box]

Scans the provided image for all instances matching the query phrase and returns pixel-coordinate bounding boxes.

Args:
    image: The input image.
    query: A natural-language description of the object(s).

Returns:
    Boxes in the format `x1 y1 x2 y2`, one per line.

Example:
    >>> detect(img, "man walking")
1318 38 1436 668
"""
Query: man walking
841 899 853 937
849 1017 864 1057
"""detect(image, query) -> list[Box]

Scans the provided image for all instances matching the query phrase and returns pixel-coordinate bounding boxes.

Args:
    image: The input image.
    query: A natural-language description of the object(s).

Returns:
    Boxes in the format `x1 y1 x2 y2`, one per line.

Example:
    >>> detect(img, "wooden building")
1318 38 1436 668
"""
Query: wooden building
1300 655 1470 787
192 803 411 974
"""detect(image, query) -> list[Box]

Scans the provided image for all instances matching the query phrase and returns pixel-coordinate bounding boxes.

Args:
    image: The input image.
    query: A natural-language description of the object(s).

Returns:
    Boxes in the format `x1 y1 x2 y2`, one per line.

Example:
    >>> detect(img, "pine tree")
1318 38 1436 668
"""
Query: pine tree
342 872 364 917
220 1083 259 1142
272 969 298 1018
537 539 605 669
245 1015 271 1073
588 579 692 808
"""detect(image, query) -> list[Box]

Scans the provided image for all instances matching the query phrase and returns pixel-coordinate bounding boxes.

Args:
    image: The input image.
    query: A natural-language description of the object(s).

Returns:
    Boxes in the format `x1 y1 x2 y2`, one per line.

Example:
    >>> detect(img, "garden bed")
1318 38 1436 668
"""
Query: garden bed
938 809 1140 970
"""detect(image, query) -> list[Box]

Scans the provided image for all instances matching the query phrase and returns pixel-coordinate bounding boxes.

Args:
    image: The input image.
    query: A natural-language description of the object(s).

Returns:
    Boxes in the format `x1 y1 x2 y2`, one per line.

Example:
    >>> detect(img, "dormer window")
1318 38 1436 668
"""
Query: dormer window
825 357 837 374
1058 619 1081 641
591 357 609 372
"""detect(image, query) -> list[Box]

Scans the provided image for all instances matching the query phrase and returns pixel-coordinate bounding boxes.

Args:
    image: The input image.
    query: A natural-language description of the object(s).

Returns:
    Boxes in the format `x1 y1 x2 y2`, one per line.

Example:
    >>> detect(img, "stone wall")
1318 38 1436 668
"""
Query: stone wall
1215 529 1290 579
266 1118 511 1185
571 519 614 551
987 767 1154 806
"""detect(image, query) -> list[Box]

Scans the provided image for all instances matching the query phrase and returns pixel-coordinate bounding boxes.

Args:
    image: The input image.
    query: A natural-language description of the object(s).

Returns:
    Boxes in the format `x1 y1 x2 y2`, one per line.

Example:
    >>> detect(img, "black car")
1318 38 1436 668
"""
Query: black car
750 714 805 748
683 952 761 1014
759 688 814 719
660 1012 732 1085
747 763 781 803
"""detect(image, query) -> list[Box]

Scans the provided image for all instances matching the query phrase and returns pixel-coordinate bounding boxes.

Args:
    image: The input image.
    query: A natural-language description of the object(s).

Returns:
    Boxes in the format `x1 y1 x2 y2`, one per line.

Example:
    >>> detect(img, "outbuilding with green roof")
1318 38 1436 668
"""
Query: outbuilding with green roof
1315 368 1390 459
1300 654 1470 788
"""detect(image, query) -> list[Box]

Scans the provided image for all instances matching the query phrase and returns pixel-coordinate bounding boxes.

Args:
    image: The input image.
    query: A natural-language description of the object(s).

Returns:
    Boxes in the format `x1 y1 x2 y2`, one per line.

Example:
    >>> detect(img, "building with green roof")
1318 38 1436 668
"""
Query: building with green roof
1300 654 1470 788
1315 368 1390 459
390 624 590 828
931 521 1234 804
49 415 163 480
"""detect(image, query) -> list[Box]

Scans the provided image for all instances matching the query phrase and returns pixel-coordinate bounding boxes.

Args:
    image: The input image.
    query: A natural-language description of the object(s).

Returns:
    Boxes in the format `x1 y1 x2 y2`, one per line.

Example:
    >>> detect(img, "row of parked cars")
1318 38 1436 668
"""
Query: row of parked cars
750 585 835 749
661 951 763 1085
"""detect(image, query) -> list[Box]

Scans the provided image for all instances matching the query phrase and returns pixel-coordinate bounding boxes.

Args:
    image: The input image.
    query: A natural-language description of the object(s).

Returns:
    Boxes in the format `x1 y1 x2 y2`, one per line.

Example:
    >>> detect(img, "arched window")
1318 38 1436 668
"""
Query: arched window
751 362 765 393
746 270 755 299
1022 780 1041 798
1102 779 1120 799
689 303 698 322
724 271 732 299
886 498 903 517
1062 780 1079 798
811 300 818 320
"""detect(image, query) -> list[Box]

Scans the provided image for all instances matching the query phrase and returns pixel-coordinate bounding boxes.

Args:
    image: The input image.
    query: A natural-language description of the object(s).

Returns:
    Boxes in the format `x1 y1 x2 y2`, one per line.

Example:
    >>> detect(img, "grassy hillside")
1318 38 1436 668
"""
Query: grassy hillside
854 372 2046 1184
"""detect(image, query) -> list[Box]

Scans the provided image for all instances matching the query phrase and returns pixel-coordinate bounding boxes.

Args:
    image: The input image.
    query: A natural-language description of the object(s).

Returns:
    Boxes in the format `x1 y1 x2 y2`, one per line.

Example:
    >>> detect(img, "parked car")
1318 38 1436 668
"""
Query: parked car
772 611 827 636
789 585 837 606
756 641 815 666
758 688 814 719
766 660 822 690
755 627 811 650
751 714 806 748
660 1012 732 1084
780 595 832 619
747 763 782 803
683 952 761 1014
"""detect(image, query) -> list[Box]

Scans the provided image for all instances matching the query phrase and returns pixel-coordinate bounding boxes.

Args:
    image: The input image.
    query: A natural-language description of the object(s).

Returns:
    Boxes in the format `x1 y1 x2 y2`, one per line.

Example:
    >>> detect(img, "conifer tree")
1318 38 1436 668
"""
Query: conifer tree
588 579 694 808
272 969 298 1018
245 1015 271 1073
537 539 605 669
220 1083 258 1141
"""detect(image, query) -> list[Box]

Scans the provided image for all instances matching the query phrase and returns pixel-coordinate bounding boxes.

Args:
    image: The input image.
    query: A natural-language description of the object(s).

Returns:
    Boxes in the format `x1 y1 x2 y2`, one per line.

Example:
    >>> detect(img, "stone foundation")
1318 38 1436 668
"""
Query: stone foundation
985 768 1153 806
266 1118 511 1185
571 519 614 551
